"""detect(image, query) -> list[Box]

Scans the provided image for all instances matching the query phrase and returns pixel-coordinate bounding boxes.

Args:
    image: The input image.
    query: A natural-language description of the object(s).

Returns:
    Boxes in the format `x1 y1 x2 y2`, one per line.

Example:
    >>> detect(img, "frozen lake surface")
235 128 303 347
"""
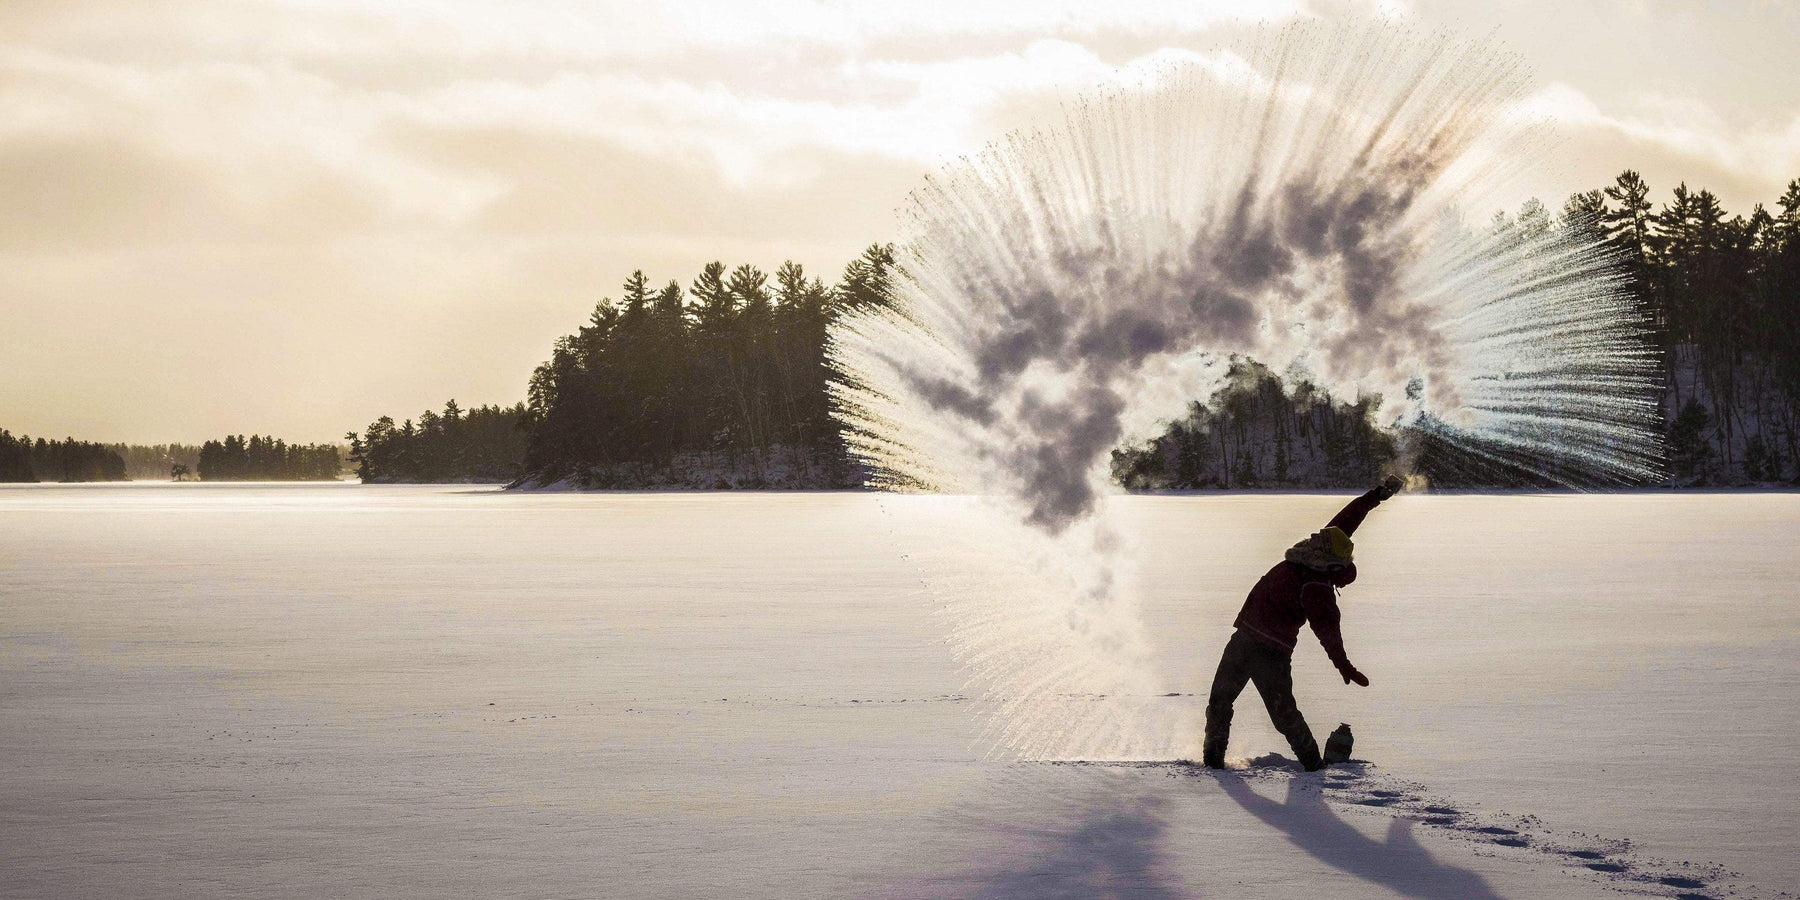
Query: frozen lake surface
2 484 1796 899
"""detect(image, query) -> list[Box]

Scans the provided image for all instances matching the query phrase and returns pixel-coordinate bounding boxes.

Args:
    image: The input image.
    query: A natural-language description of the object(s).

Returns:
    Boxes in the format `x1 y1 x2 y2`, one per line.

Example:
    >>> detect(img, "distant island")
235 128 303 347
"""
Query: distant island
195 435 341 481
0 432 128 483
347 246 892 489
0 431 340 483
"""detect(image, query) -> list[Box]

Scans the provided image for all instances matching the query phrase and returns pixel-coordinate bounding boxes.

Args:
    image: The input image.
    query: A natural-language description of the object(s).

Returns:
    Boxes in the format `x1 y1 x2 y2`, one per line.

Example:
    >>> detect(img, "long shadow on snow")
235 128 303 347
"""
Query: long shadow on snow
1216 772 1503 900
965 795 1183 900
888 769 1188 900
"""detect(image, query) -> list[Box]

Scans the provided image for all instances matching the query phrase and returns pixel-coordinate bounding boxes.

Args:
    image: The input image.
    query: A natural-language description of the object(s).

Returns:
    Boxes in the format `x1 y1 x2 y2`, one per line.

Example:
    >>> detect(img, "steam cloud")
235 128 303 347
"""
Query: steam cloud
828 24 1663 759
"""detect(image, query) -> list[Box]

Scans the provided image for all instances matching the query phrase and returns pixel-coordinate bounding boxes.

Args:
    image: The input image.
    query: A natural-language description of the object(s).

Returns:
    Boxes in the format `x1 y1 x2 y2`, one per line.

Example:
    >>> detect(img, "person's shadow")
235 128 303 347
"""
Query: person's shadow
1215 769 1504 900
967 795 1183 900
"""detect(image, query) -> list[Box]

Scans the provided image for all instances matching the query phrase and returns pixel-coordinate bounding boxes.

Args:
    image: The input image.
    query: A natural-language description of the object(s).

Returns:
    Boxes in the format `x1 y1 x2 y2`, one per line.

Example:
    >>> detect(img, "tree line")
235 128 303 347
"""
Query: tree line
196 435 341 481
346 400 529 483
350 245 894 487
349 171 1798 489
1111 360 1399 490
1110 359 1600 490
107 444 202 480
1562 171 1800 483
0 430 128 482
1117 171 1800 488
1 430 337 483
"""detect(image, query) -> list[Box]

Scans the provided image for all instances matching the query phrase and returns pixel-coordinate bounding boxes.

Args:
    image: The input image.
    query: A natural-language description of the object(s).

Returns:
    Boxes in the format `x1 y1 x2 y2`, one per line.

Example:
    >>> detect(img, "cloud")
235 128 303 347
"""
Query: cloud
0 0 1793 442
0 137 204 250
385 121 923 241
0 135 397 252
1511 81 1800 211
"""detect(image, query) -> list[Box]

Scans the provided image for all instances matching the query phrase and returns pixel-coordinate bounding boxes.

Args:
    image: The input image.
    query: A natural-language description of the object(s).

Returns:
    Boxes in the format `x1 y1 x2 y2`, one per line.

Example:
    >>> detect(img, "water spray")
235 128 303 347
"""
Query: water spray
829 23 1664 760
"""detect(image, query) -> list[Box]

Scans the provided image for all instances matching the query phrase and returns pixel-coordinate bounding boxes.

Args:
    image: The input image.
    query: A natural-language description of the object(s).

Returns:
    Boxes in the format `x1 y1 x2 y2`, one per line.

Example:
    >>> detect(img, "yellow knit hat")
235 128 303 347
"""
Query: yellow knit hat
1321 526 1354 561
1287 526 1355 570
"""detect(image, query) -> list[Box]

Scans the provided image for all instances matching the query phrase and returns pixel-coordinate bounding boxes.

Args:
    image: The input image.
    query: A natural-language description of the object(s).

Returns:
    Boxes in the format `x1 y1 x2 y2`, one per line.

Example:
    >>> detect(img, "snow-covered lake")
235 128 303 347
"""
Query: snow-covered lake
2 484 1795 899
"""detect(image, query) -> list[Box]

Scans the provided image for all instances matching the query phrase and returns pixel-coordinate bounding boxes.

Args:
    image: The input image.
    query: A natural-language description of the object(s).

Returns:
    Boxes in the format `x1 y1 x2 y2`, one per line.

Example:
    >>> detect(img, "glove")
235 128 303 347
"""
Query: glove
1340 665 1370 687
1375 475 1404 501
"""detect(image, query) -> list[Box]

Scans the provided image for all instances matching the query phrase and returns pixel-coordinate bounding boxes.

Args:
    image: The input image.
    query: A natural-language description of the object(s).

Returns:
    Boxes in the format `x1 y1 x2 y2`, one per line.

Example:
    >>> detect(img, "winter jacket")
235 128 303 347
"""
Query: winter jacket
1231 488 1386 671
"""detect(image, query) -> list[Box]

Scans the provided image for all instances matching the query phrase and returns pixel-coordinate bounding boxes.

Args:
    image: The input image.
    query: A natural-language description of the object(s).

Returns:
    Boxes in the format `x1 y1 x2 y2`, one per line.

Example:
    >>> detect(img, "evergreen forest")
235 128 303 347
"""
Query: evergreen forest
352 245 895 487
0 430 129 483
24 172 1789 489
339 171 1800 489
195 435 342 481
107 444 203 481
1115 171 1800 488
346 401 529 483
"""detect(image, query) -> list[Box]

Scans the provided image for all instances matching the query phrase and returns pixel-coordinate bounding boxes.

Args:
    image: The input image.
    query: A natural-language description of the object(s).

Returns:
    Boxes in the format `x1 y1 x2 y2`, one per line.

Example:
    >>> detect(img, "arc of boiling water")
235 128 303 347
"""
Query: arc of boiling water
829 23 1664 761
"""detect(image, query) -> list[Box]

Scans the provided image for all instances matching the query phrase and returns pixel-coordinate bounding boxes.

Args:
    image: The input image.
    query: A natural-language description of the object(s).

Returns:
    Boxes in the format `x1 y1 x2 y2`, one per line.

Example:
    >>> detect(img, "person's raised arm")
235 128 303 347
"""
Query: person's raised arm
1327 475 1404 537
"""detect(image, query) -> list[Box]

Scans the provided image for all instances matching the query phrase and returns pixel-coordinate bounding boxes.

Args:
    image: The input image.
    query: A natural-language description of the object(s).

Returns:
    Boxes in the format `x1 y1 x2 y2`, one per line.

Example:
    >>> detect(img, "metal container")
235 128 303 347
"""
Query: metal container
1323 722 1354 764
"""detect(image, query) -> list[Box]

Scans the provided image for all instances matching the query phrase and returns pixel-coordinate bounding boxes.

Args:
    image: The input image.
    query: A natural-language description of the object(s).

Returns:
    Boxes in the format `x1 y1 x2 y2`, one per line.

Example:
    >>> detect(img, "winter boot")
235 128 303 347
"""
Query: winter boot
1293 735 1325 772
1202 740 1226 769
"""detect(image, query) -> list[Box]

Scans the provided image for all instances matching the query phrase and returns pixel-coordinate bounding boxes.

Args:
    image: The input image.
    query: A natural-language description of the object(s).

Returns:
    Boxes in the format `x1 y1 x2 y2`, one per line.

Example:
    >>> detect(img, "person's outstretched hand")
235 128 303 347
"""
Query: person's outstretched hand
1376 474 1404 500
1340 665 1370 687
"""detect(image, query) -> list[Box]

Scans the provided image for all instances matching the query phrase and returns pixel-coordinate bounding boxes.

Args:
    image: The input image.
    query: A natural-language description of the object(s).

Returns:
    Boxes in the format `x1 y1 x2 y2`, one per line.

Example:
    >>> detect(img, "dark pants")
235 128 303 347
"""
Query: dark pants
1203 630 1323 770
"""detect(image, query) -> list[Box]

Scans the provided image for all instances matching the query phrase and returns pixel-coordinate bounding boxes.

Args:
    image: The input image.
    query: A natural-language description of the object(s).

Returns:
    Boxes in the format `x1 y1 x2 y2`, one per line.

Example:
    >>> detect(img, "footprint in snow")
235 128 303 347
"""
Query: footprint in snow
1159 760 1763 900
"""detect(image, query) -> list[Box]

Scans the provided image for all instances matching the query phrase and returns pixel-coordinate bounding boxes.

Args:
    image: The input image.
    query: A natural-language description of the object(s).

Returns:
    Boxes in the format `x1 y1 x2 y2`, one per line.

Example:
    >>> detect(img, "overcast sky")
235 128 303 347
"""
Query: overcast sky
4 0 1797 443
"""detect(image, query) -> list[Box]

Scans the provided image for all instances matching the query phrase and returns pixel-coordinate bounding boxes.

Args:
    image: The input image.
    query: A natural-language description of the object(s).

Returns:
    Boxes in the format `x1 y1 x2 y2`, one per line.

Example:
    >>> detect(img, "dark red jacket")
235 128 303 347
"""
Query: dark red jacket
1232 489 1385 669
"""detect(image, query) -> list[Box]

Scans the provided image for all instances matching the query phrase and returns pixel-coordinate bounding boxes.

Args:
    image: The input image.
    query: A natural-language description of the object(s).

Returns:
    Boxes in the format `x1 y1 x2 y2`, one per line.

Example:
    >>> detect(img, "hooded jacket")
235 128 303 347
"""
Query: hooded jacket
1232 488 1386 671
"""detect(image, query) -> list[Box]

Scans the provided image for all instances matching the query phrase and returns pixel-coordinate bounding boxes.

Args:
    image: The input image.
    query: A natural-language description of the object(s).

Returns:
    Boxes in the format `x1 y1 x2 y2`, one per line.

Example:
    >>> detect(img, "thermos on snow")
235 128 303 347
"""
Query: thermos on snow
1324 723 1354 764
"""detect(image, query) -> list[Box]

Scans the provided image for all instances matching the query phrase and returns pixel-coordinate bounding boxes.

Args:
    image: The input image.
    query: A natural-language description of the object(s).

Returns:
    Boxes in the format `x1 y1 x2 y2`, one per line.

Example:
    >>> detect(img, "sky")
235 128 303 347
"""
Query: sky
3 0 1797 444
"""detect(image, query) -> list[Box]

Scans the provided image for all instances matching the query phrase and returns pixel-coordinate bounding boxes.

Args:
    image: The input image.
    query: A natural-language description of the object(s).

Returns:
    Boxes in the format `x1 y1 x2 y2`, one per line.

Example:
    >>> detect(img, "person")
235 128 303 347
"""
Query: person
1202 475 1404 771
